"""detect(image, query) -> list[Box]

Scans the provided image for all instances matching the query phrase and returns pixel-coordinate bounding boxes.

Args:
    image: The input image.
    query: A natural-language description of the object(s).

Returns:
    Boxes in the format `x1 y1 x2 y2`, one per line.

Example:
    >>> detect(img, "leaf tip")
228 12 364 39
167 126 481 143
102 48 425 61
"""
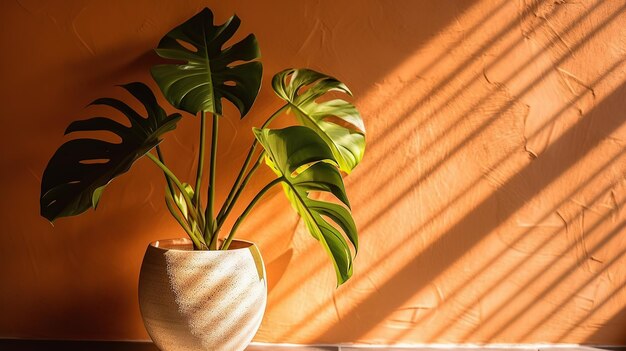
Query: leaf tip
251 127 264 139
169 112 183 121
40 209 56 226
92 185 106 210
198 7 214 20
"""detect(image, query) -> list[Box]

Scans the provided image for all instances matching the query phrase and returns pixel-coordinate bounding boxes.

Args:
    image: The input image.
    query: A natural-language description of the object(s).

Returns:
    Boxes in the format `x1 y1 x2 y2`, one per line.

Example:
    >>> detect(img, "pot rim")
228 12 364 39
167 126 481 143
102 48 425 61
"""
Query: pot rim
149 237 256 252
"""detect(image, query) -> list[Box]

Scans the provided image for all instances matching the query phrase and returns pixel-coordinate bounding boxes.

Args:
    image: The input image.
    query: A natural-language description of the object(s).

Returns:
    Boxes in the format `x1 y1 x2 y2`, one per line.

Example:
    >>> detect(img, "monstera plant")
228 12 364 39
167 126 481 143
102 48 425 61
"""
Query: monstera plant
40 8 365 286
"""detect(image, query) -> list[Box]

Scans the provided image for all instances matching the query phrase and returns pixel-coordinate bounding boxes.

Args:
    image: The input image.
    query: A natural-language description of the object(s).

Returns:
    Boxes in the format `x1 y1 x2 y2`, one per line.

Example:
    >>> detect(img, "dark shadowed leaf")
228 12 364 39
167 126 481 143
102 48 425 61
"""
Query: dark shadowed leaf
40 83 181 222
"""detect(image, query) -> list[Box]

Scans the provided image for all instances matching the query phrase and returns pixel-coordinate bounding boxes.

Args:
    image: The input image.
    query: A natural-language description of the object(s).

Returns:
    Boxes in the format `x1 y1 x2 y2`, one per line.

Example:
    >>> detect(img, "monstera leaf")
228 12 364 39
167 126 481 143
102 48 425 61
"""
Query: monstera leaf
272 68 365 173
40 83 182 222
254 126 358 285
151 7 262 117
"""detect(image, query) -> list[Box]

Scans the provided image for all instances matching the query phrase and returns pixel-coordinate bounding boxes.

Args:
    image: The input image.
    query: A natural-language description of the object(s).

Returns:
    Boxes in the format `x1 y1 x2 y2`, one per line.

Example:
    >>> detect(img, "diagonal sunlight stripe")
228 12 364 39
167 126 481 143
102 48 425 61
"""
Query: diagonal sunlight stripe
333 3 620 285
271 0 559 313
361 0 509 122
462 187 626 341
232 0 505 261
556 257 626 341
382 58 626 343
421 151 625 342
276 98 617 344
350 0 572 182
508 221 626 341
356 58 624 339
352 0 625 271
351 0 612 210
270 0 624 340
307 77 626 342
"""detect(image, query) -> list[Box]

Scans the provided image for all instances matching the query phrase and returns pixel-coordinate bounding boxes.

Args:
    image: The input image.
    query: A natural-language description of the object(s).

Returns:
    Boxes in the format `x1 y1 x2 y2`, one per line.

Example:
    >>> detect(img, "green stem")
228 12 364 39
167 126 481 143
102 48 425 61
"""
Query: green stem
261 104 290 129
156 145 175 198
146 152 196 222
165 196 206 250
221 177 283 250
215 151 264 234
157 146 206 244
204 113 219 247
216 142 257 222
157 145 204 237
148 151 206 249
216 104 288 224
193 112 206 207
208 215 220 250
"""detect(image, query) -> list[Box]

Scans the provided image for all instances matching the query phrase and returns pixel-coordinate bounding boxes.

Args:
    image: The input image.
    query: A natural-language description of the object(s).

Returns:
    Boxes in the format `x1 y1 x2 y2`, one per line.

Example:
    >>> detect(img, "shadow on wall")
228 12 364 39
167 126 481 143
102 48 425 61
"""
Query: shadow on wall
586 306 626 344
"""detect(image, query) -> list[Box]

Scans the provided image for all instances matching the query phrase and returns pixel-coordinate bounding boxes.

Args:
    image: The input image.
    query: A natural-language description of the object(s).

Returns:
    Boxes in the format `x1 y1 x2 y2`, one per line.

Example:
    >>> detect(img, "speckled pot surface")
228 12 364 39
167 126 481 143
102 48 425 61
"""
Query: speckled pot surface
138 238 267 351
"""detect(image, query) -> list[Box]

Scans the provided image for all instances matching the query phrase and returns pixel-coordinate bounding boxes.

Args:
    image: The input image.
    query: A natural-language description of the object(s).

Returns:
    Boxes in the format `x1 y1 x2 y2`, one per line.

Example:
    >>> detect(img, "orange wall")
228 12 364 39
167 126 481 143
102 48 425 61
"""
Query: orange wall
1 0 626 345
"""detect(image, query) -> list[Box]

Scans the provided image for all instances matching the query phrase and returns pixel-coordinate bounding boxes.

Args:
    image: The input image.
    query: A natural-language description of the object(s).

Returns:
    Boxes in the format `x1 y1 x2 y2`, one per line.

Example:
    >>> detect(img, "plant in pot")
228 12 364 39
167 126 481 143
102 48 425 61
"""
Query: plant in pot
40 7 365 351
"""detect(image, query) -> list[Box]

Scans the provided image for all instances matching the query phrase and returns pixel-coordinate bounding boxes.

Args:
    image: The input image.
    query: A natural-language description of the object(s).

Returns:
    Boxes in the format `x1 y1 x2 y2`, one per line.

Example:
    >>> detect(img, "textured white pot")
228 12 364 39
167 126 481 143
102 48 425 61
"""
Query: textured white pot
138 238 267 351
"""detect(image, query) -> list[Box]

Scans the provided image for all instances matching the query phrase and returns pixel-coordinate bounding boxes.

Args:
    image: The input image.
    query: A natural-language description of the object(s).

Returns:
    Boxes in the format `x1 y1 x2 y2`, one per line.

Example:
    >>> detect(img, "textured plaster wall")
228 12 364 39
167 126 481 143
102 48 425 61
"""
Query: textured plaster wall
1 0 626 345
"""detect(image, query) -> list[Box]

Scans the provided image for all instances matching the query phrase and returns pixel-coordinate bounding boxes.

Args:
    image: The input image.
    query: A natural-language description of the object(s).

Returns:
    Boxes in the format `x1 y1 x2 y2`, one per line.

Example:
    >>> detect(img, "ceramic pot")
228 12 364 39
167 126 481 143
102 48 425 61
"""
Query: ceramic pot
138 238 267 351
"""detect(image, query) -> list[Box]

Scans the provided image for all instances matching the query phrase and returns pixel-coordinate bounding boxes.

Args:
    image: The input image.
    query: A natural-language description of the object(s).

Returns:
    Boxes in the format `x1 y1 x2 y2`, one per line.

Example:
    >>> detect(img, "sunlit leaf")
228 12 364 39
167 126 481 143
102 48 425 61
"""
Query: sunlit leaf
174 183 195 219
151 7 262 117
254 126 358 285
272 68 365 173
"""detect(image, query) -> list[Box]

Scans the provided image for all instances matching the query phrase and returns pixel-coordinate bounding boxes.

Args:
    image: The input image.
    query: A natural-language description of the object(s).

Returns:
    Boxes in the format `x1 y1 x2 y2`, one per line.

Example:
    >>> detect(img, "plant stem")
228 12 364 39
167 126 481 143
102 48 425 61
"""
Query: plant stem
216 142 257 222
165 196 206 250
215 152 264 234
193 111 206 207
148 151 207 249
204 113 219 247
208 216 220 250
156 145 175 198
157 145 205 237
159 145 203 225
261 104 290 129
220 177 283 250
146 152 196 221
216 104 288 224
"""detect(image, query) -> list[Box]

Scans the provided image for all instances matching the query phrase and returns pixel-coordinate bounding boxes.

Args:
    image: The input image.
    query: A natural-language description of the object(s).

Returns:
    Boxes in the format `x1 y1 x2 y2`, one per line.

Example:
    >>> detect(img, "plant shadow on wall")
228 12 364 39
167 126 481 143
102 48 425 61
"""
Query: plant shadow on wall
38 7 367 349
267 0 626 343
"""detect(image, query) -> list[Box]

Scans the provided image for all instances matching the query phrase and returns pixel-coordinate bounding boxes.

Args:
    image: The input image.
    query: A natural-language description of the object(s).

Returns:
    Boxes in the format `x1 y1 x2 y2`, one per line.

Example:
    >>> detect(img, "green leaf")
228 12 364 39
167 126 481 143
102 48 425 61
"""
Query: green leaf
151 7 262 117
174 183 195 220
254 126 358 285
166 183 201 236
40 83 182 222
272 68 365 173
